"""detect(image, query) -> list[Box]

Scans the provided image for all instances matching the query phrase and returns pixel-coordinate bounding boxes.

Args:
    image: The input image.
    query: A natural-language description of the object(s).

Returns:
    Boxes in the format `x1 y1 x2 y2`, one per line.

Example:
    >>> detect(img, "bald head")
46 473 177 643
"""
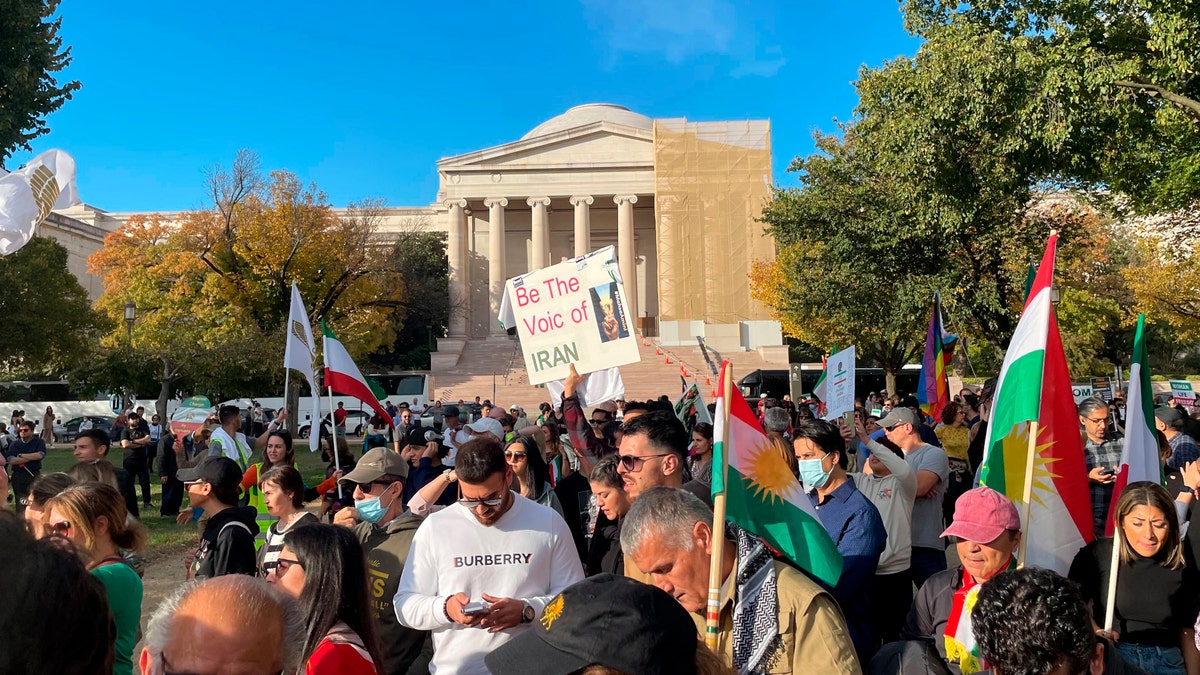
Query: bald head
140 575 303 675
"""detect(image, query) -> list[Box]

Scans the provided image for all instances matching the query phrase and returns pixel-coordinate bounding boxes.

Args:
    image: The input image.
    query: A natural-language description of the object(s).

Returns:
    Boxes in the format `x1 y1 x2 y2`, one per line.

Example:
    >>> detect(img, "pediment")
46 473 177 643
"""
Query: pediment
438 122 653 171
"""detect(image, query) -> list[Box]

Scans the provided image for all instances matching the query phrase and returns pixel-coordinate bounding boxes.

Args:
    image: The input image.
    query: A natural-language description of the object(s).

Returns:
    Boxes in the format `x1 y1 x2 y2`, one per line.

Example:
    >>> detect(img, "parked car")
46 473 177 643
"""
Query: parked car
297 410 369 438
55 415 116 443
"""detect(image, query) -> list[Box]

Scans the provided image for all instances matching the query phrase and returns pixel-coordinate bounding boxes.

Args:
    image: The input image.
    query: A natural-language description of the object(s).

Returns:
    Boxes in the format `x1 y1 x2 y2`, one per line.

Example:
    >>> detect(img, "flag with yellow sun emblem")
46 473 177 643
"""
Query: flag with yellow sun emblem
978 233 1092 574
712 364 842 587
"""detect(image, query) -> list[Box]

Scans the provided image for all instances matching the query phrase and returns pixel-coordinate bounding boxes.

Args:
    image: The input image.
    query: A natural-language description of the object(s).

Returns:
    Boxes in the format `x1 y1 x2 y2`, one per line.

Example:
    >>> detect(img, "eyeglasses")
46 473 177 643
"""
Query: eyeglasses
274 557 303 578
589 419 607 426
618 453 671 472
1083 416 1107 424
504 451 527 461
48 521 73 537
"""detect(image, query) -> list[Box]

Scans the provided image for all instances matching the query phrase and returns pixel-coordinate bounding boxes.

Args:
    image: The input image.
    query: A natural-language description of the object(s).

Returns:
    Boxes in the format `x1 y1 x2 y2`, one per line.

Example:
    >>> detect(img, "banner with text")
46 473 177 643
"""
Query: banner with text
823 345 856 420
505 246 640 385
1171 380 1196 407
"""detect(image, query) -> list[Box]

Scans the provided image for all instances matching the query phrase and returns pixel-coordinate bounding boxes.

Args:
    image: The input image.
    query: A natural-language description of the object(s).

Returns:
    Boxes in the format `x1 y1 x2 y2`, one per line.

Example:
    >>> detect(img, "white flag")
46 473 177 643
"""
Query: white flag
284 282 321 443
0 149 81 255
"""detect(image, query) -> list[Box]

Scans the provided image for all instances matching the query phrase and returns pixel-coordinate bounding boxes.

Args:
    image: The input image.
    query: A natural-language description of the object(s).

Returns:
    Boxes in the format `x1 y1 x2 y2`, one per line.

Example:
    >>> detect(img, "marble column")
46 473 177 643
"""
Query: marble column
614 194 639 323
570 195 593 257
445 198 468 337
484 197 508 336
527 196 551 271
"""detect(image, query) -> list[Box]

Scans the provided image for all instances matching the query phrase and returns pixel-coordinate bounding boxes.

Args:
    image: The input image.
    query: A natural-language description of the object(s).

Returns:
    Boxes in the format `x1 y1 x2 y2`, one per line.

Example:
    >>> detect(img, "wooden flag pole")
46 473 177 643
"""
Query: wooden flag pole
1103 518 1122 633
704 362 733 650
1016 420 1039 568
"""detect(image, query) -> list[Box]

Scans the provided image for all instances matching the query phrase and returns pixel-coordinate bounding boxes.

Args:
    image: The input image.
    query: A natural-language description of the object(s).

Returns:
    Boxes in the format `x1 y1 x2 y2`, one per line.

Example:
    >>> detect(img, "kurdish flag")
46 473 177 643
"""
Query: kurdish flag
321 321 393 427
1105 313 1161 536
713 363 842 587
916 292 957 421
978 233 1092 574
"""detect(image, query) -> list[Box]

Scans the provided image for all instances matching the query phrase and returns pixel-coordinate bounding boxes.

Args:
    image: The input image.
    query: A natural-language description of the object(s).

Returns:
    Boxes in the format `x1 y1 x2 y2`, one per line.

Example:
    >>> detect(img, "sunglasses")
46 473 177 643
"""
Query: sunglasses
504 450 527 461
617 453 671 472
353 480 394 493
589 419 607 426
48 521 73 537
457 485 505 509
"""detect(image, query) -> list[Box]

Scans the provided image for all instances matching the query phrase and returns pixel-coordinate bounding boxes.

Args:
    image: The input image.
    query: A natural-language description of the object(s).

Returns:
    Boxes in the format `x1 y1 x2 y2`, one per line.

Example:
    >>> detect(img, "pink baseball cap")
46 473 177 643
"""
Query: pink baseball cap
940 487 1021 543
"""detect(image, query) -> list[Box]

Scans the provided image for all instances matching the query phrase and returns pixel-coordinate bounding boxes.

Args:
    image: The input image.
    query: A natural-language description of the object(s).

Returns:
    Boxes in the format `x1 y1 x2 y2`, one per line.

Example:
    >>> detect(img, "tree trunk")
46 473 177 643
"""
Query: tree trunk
285 381 300 434
155 357 174 420
885 369 897 397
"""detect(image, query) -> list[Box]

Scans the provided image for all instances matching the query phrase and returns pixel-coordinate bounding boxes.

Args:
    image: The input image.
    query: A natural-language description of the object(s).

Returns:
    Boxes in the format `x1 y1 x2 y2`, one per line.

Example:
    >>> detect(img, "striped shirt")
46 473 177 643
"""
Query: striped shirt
259 512 319 575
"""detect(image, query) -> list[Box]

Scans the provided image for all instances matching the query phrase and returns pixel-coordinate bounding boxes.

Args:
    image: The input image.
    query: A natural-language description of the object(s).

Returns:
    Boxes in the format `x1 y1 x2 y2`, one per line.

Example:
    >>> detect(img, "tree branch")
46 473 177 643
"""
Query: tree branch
1112 80 1200 122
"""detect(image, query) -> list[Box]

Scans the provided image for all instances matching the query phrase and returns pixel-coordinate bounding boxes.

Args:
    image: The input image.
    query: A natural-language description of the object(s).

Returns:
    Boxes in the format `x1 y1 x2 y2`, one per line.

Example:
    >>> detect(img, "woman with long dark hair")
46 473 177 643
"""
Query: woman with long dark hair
504 432 563 516
267 524 382 674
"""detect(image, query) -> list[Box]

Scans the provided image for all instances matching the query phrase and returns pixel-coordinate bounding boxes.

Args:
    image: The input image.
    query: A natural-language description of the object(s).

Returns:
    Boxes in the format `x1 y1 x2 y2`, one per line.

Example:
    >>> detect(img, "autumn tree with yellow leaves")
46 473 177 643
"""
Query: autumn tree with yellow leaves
86 151 423 416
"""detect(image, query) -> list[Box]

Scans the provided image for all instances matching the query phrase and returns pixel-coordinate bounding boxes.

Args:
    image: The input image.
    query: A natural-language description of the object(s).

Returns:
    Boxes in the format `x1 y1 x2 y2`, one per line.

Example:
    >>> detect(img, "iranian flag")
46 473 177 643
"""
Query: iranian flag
1105 313 1161 535
321 321 393 426
978 233 1092 574
713 363 842 587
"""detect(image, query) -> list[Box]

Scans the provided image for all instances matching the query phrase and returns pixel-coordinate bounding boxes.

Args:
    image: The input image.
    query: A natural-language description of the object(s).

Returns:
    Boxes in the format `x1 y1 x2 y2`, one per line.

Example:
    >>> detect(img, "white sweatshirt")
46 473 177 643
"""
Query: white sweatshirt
849 439 918 574
394 493 585 675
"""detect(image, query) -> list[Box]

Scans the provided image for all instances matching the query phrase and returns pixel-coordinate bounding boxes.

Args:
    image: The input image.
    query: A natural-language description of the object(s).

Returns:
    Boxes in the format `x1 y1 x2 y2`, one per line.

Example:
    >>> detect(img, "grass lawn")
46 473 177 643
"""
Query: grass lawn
37 438 350 555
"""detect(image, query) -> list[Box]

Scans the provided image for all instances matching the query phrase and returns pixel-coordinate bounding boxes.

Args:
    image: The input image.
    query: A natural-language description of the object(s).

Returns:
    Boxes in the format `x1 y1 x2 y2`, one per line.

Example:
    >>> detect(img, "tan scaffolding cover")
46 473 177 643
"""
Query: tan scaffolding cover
653 119 775 323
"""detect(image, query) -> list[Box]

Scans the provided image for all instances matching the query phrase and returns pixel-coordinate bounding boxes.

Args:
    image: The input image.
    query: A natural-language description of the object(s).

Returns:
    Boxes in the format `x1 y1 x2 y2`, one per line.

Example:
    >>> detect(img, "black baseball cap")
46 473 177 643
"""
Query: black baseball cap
484 574 698 675
177 456 243 489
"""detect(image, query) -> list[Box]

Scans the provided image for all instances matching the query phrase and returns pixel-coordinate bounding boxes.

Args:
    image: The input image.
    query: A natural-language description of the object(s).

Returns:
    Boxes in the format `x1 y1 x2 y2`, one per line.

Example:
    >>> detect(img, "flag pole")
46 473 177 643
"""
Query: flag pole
1103 523 1121 632
704 362 733 650
328 384 343 500
1016 420 1039 568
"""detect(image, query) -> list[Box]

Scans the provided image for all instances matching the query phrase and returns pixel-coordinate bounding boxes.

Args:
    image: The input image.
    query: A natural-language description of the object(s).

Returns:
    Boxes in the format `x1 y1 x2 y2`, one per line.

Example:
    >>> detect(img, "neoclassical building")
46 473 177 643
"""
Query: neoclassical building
50 103 786 370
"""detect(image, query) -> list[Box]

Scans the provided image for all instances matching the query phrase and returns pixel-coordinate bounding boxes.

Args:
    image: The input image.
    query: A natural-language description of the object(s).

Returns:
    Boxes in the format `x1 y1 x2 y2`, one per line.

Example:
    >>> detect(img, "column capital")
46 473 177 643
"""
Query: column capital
613 194 639 206
483 197 509 209
443 198 468 210
526 196 552 208
569 195 594 207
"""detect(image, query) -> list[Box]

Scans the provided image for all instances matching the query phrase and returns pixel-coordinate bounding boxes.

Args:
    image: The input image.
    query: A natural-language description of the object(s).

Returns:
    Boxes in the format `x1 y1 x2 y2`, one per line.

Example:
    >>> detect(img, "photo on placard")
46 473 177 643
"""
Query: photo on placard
590 281 629 343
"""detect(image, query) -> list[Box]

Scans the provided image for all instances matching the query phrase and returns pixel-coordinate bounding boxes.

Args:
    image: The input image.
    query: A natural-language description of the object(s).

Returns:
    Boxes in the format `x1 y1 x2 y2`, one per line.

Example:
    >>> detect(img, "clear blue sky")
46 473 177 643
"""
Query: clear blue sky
11 0 920 211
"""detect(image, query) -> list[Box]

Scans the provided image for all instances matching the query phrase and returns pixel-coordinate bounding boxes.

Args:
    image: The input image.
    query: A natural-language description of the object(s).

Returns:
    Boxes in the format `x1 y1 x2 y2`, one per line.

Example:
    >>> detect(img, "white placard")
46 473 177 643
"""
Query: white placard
823 346 856 420
505 246 640 385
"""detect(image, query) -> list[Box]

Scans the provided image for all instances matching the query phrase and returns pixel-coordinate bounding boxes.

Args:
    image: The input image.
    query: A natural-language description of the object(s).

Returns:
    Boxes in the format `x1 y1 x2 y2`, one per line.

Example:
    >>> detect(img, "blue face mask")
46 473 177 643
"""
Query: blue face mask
797 454 832 489
355 489 395 524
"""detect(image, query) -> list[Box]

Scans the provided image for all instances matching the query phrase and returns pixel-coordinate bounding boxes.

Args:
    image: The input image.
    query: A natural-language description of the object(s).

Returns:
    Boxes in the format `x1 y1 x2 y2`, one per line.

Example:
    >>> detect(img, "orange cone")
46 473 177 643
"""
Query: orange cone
655 348 662 355
705 377 711 386
664 357 671 364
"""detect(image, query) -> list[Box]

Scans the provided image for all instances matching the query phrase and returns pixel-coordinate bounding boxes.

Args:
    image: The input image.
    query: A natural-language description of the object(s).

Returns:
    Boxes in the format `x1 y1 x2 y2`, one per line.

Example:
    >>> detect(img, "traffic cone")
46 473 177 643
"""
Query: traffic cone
664 357 670 364
655 348 662 355
705 377 711 386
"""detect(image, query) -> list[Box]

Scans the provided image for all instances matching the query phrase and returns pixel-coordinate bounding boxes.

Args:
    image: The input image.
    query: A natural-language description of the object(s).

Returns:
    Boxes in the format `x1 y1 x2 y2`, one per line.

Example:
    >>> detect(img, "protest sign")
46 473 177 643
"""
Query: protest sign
823 346 856 420
674 383 712 434
1071 383 1094 404
1171 380 1196 407
1090 376 1113 402
503 246 640 385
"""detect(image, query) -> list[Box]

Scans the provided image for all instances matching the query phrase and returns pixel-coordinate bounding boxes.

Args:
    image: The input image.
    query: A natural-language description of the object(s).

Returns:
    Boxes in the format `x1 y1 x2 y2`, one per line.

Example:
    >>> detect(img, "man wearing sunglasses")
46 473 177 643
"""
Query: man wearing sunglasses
396 436 584 675
617 410 711 507
878 406 949 590
332 446 428 675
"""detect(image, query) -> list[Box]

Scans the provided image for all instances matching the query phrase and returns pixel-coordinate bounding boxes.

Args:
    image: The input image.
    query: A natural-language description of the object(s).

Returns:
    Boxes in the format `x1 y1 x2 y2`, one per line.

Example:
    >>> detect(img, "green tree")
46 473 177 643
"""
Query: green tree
903 0 1200 214
0 0 80 164
368 226 449 370
0 236 100 374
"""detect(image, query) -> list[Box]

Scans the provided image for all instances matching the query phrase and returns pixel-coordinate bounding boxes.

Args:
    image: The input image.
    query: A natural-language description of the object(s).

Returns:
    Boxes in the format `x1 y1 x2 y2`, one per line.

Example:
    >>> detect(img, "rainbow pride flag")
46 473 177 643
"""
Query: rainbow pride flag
916 292 957 421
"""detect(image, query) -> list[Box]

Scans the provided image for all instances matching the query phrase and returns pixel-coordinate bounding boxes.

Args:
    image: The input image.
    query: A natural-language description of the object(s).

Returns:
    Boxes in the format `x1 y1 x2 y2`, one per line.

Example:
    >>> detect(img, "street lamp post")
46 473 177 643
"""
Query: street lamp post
124 301 137 344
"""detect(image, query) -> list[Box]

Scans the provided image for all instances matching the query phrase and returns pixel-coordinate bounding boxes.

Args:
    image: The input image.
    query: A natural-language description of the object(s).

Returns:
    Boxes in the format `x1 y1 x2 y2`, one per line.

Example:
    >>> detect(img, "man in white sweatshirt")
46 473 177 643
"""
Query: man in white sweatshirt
394 436 585 674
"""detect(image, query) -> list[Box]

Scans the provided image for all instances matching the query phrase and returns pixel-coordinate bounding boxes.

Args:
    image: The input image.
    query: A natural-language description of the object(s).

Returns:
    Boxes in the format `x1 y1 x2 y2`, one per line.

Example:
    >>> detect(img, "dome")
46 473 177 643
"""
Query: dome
522 104 652 140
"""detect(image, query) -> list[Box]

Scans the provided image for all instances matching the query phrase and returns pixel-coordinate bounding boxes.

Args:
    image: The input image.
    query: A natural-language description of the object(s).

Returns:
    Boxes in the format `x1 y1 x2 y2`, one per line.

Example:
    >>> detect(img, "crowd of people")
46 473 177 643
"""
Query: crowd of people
3 366 1200 675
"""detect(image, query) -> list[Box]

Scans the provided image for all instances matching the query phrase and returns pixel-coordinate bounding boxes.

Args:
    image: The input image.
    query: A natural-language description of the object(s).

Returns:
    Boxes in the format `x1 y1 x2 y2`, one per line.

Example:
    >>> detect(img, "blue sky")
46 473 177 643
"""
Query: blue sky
11 0 920 211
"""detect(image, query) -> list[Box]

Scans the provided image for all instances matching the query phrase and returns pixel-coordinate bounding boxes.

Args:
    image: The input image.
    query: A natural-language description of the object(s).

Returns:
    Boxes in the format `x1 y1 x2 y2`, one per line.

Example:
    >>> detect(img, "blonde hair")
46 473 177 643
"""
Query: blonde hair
44 482 147 558
67 459 120 492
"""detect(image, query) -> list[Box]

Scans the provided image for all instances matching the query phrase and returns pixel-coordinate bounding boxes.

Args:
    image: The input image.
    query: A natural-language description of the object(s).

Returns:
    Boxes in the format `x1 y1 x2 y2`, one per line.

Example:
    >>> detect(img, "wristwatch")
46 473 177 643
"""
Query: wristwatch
521 601 535 624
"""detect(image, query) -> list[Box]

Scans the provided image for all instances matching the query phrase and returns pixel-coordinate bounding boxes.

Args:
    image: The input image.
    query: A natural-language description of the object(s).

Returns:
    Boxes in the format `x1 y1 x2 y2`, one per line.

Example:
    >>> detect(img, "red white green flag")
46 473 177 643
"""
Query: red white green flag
978 233 1092 574
712 363 842 587
1105 313 1161 535
321 320 392 426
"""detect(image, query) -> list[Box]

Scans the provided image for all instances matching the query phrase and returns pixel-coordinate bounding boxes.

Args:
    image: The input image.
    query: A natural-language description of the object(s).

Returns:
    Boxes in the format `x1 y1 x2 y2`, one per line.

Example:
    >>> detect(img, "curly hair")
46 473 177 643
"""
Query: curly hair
973 567 1095 675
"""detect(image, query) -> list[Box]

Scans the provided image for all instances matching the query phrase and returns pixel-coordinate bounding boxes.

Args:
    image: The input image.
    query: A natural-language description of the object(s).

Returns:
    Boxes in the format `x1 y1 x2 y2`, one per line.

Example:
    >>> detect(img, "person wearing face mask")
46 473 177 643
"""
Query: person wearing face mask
793 418 886 667
332 447 429 675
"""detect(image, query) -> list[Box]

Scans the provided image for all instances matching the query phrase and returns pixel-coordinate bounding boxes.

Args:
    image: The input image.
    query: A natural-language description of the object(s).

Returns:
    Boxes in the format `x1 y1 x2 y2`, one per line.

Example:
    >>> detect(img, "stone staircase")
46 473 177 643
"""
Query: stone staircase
430 333 786 409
